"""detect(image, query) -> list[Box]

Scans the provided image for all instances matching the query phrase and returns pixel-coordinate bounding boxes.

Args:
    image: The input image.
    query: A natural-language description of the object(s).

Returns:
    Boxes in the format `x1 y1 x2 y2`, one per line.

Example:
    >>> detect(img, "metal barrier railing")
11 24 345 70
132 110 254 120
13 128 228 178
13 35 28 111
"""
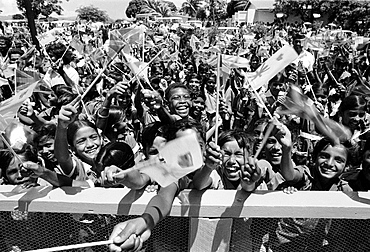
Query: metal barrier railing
1 186 370 251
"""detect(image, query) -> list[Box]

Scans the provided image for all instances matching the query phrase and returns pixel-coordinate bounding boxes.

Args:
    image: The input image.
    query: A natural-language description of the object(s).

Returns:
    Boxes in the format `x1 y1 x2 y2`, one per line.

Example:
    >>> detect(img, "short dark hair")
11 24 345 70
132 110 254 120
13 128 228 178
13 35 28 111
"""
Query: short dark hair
164 82 189 101
218 130 250 151
165 117 205 141
35 124 57 147
94 142 134 174
339 95 367 114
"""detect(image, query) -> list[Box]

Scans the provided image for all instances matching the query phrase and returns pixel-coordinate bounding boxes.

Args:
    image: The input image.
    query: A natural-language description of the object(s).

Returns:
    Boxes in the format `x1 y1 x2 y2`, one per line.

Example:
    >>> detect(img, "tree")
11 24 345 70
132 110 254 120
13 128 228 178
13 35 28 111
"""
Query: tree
209 0 227 25
163 1 177 12
273 0 370 28
226 0 250 18
126 0 148 18
326 0 370 31
180 0 202 17
76 5 110 23
126 0 174 18
141 0 173 17
16 0 66 19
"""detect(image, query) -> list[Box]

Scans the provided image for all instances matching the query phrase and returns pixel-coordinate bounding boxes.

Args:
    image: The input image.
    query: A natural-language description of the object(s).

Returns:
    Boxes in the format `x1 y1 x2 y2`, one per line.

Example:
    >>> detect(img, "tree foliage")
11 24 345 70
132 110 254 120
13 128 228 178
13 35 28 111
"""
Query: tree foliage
163 1 177 12
141 0 173 17
126 0 174 18
16 0 66 19
180 0 203 17
76 5 110 22
126 0 148 18
226 0 250 18
274 0 370 28
209 0 227 25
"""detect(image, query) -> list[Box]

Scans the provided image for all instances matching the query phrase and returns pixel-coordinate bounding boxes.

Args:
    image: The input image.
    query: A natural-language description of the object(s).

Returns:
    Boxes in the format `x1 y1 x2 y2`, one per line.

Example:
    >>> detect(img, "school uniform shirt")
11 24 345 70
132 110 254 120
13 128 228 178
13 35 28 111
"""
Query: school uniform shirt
257 167 353 252
66 155 94 181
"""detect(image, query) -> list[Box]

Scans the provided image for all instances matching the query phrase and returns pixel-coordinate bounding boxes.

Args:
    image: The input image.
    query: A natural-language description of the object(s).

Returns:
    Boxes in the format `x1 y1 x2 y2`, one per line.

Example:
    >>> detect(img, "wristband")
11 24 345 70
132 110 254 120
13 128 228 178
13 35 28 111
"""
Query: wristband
56 174 73 187
141 213 155 230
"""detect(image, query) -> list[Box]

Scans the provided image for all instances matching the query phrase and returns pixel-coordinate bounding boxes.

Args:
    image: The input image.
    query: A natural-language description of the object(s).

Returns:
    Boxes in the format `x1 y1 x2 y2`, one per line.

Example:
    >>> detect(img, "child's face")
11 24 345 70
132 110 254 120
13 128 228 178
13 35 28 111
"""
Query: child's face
342 108 366 132
73 126 102 163
188 78 200 93
39 139 56 163
6 156 30 185
264 136 283 166
191 97 205 116
168 87 191 118
221 139 247 182
315 144 347 181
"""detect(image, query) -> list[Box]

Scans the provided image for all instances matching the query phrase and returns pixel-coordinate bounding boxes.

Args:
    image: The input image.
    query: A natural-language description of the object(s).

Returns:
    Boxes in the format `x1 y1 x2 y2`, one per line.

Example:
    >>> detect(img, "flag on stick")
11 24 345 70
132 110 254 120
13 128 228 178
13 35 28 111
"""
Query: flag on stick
246 45 299 90
0 81 38 131
15 69 40 91
280 85 351 145
70 36 85 55
115 132 203 187
122 53 150 85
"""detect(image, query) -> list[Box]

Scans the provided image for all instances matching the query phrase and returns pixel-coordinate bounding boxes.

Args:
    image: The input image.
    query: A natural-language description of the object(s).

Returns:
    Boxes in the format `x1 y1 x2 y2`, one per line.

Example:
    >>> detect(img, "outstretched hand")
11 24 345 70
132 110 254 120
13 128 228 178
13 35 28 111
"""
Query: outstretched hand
109 217 152 252
142 89 162 110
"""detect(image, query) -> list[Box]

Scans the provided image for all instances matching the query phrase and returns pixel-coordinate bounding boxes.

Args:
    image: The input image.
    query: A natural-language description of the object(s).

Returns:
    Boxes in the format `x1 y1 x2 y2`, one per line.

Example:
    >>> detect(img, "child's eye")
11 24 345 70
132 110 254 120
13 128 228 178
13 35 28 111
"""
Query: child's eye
335 158 345 164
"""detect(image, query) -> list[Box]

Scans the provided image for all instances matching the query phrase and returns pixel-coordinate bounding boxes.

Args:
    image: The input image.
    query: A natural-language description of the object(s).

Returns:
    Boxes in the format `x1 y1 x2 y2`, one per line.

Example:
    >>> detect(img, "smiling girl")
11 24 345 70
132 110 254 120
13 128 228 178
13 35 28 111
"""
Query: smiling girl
257 135 353 252
55 99 103 180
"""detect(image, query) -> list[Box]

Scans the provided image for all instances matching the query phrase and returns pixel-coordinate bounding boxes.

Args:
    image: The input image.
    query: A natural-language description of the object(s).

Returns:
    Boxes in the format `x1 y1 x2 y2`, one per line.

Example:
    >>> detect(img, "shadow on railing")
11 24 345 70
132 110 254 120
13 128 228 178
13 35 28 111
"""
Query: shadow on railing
1 186 370 252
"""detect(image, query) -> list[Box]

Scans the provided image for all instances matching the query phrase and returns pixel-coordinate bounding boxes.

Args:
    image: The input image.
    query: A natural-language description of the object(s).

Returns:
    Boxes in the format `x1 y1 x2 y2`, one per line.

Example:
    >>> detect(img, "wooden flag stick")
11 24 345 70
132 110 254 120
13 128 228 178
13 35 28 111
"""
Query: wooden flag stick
80 42 129 101
248 81 274 121
0 134 24 165
254 122 274 160
214 53 221 146
24 240 113 252
127 48 165 90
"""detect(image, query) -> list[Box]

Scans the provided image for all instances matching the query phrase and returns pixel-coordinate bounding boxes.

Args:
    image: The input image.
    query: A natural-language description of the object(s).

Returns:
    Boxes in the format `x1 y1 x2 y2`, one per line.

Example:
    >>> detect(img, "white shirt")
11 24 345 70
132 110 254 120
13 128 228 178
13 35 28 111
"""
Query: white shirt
292 50 315 72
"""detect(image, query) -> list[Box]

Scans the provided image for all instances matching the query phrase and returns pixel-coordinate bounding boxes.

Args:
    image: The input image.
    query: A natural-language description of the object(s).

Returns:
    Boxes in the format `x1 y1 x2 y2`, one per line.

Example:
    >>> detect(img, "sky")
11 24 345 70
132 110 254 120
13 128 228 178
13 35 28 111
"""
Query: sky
0 0 185 20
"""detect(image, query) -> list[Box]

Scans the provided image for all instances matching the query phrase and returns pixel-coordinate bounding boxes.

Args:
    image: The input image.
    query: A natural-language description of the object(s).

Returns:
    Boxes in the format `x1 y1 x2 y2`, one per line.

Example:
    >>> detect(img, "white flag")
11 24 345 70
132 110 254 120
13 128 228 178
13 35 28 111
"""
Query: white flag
138 132 203 187
246 45 298 90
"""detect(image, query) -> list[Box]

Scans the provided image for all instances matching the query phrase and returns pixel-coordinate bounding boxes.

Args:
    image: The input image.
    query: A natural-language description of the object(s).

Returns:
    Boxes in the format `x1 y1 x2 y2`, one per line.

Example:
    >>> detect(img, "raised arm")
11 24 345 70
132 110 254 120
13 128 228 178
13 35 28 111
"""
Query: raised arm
274 123 303 183
102 165 151 190
192 141 222 190
96 81 129 132
24 161 91 188
141 89 177 124
109 182 179 252
55 98 79 176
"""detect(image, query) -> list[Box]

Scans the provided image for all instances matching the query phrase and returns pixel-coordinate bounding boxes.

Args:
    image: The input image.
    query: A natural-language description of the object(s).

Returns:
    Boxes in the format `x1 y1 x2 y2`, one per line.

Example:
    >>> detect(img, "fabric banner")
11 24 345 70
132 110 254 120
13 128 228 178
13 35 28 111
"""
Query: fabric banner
246 45 299 90
138 132 203 187
0 81 38 131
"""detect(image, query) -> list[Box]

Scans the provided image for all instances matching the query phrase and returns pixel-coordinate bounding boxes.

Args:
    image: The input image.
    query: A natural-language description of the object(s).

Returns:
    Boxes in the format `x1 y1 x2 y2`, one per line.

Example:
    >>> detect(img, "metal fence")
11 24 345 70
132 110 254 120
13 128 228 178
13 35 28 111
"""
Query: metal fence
1 186 370 252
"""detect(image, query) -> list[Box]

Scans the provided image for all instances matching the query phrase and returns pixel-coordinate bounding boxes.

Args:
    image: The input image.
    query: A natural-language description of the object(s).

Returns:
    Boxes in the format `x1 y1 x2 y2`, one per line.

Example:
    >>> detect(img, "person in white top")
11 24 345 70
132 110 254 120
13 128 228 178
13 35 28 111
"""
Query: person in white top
292 33 315 73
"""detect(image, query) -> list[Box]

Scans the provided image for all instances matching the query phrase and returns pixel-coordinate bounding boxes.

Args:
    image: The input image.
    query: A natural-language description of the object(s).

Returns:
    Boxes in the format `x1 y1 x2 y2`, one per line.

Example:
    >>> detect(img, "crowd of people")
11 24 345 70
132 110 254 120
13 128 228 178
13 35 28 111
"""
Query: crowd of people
0 18 370 251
